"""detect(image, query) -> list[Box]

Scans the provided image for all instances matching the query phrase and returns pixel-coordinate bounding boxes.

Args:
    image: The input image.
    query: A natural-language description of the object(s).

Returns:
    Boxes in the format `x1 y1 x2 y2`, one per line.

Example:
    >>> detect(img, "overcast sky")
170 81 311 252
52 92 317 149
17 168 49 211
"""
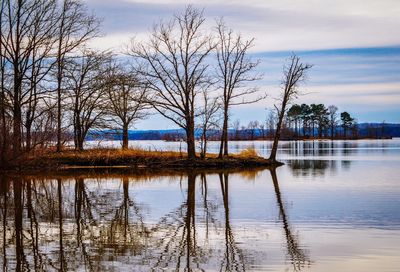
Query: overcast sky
84 0 400 129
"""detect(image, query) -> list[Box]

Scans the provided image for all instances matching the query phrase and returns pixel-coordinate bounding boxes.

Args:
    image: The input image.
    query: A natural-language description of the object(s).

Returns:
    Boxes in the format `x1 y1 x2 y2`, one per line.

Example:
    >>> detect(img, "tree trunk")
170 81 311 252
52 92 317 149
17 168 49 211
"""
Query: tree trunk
74 119 84 151
186 116 196 160
223 126 228 156
312 122 315 137
200 126 207 159
13 55 22 157
76 124 84 151
318 124 322 138
26 121 32 152
219 111 228 158
202 134 208 159
0 86 6 164
0 64 6 164
13 94 22 157
56 54 63 152
77 138 84 151
122 123 129 149
57 86 62 152
56 7 65 153
0 1 5 164
269 107 286 162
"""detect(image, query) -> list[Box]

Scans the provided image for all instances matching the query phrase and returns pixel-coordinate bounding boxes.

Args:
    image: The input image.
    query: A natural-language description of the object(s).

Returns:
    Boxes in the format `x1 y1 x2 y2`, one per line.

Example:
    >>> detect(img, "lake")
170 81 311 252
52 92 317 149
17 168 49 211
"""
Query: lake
1 139 400 271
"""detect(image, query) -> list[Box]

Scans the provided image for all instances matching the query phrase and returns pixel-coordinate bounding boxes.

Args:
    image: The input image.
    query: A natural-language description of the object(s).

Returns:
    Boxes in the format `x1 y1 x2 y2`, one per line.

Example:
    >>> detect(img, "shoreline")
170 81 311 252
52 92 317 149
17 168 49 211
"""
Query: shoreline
1 148 283 173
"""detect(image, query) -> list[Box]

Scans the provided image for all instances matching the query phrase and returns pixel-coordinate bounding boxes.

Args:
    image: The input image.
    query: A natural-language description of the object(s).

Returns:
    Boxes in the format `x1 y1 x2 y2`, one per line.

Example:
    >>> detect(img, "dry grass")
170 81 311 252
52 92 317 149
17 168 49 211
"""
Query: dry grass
38 147 186 165
50 147 181 158
36 146 264 163
232 147 259 158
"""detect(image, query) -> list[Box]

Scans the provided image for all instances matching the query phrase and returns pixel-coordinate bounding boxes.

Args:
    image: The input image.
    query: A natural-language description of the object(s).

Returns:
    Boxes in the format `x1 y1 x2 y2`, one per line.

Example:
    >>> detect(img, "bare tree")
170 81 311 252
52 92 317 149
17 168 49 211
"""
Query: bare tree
269 54 312 162
55 0 100 152
23 7 60 152
197 89 221 158
0 0 59 158
215 19 262 158
29 103 57 150
104 62 150 149
129 6 214 159
64 50 110 150
0 0 9 163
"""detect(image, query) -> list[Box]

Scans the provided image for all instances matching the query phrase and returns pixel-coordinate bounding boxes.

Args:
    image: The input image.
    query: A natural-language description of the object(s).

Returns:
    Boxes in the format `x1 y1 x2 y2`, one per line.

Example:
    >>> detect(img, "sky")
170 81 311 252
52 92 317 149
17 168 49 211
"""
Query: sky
84 0 400 129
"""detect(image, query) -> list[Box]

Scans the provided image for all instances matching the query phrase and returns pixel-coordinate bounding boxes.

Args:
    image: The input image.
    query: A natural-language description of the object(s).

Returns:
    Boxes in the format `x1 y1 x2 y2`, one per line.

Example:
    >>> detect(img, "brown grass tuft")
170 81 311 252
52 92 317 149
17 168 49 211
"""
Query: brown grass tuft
233 147 259 158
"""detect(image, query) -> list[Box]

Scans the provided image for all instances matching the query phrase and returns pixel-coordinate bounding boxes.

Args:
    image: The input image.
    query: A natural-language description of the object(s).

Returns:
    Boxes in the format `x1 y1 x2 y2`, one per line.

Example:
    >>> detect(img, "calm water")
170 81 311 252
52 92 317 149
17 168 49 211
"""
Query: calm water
1 139 400 271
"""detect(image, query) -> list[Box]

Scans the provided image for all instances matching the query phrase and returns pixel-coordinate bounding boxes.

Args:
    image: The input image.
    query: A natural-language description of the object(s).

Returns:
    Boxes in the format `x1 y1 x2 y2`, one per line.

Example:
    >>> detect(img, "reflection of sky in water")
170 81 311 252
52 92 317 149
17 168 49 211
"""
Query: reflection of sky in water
1 139 400 271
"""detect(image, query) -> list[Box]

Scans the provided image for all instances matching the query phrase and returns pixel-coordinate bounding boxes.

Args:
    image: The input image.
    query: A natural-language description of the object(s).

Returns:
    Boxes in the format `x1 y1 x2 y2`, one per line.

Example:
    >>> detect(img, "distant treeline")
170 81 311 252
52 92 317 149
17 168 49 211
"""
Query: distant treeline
87 103 398 142
93 121 399 142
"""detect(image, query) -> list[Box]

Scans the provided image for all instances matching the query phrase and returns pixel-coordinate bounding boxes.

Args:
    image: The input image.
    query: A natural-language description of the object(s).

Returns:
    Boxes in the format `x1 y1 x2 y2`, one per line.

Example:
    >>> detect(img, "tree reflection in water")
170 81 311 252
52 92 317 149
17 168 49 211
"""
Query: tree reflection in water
1 176 8 271
0 169 310 271
58 178 66 272
106 177 148 256
14 178 24 272
219 172 246 271
149 172 211 271
288 159 340 177
270 168 311 271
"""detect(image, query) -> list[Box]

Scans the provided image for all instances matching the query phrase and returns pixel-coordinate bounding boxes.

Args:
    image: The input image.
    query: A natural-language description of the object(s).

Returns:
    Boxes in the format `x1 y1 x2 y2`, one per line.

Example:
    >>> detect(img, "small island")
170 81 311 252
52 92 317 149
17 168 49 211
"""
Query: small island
13 148 282 172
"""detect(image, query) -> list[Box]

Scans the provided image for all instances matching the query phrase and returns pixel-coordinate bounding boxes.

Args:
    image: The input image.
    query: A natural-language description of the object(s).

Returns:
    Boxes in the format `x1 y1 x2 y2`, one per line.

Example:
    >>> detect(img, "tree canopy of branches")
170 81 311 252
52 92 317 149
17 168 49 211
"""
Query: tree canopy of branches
215 19 262 158
64 50 110 150
104 63 150 149
269 54 312 162
55 0 100 152
0 0 100 165
197 89 220 158
0 0 9 163
0 0 59 158
128 6 214 159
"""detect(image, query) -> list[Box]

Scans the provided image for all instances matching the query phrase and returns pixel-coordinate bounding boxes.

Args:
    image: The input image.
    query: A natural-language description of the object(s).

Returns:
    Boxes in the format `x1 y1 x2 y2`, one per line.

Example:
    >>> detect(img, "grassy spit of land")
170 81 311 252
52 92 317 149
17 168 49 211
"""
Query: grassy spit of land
2 147 282 172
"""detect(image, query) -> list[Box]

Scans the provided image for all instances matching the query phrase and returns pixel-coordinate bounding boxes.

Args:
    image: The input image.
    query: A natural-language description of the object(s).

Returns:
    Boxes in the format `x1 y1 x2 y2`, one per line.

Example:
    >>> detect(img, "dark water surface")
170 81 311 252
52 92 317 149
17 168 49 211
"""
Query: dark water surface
1 139 400 271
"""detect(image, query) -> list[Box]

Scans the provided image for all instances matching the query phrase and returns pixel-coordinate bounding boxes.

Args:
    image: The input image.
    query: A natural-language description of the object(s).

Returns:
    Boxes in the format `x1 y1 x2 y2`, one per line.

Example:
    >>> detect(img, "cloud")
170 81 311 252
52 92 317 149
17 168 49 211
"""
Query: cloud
85 0 400 51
